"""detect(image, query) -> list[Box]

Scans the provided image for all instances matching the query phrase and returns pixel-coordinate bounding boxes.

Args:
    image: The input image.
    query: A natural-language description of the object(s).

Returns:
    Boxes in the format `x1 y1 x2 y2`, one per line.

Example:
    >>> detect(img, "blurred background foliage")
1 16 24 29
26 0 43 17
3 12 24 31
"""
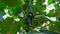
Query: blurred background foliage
0 0 60 34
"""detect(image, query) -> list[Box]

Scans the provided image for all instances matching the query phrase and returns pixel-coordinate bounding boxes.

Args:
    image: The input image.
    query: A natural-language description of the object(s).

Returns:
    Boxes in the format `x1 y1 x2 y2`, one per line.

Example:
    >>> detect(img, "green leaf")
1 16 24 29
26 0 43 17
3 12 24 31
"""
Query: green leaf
9 24 19 34
49 21 60 32
1 0 25 7
48 0 54 5
0 1 6 11
47 9 55 17
33 0 46 15
32 16 48 27
0 17 14 33
54 3 60 17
